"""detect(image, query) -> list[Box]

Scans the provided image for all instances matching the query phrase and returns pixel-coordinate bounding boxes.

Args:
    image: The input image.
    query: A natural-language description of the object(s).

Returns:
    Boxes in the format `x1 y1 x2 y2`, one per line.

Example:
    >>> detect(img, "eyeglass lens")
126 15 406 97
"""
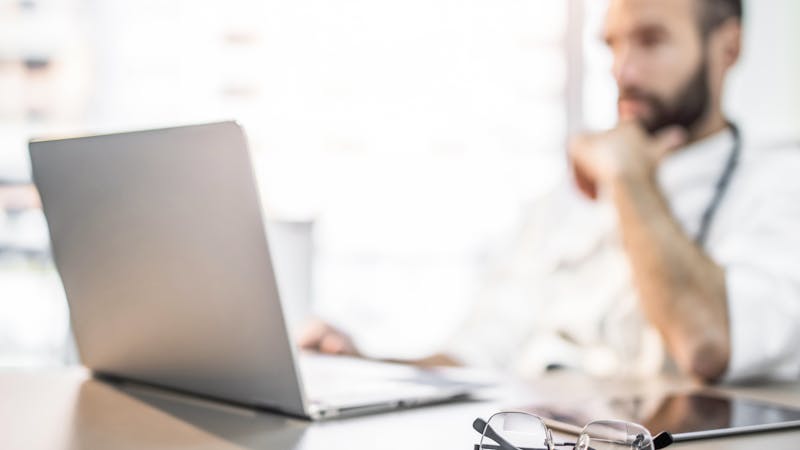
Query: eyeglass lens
479 412 553 450
577 420 655 450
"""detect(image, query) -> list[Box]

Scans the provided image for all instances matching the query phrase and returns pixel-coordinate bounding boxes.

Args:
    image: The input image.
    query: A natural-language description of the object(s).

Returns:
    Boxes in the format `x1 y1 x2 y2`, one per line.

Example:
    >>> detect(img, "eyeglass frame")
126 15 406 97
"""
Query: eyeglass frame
472 411 674 450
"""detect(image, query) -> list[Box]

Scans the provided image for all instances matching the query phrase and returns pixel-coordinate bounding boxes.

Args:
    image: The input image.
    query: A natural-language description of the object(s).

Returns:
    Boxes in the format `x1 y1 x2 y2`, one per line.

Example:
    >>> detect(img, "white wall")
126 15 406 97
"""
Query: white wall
726 0 800 143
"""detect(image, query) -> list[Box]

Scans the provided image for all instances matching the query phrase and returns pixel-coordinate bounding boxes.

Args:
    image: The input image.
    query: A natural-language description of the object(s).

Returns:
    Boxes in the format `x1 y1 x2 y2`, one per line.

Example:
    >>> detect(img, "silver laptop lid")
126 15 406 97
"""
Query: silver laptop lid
30 122 309 417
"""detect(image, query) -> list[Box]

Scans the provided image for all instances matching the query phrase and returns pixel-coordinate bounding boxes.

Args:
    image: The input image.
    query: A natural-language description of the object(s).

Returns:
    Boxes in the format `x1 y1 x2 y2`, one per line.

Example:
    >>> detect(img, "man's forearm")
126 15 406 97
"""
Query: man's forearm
610 173 730 381
404 353 462 368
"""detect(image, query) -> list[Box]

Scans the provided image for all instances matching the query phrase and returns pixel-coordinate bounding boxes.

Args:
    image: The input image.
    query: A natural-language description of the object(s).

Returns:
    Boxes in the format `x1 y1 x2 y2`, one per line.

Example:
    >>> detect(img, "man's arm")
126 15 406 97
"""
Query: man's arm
570 122 729 382
611 170 729 381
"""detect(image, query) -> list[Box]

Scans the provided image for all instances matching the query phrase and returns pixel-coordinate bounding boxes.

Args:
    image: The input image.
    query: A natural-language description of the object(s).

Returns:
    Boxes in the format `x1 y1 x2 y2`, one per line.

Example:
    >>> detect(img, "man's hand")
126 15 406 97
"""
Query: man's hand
0 184 41 210
569 121 686 200
298 319 361 356
297 319 462 368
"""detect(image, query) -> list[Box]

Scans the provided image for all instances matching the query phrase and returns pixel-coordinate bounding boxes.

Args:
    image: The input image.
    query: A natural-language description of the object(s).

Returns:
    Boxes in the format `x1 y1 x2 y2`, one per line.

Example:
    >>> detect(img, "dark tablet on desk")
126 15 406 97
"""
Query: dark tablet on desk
522 391 800 441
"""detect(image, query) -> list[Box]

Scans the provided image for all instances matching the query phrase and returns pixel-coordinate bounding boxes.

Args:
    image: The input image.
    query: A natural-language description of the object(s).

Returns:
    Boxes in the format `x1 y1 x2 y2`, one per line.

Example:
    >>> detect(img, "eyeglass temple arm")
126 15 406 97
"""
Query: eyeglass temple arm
473 418 523 450
653 431 674 449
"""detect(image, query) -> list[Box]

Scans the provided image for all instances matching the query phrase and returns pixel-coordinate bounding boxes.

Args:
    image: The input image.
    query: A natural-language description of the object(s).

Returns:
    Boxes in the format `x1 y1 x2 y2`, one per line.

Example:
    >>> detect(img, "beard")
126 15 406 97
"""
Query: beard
617 59 711 135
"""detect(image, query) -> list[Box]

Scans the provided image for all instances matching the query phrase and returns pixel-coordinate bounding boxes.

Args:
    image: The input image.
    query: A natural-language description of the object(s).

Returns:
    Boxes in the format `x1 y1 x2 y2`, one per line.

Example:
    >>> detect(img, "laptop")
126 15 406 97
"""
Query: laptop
29 121 477 419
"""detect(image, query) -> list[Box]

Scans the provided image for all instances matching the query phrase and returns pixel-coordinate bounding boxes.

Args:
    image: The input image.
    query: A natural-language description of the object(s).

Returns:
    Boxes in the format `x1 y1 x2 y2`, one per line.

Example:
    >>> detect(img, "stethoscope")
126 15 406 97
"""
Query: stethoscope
694 122 741 247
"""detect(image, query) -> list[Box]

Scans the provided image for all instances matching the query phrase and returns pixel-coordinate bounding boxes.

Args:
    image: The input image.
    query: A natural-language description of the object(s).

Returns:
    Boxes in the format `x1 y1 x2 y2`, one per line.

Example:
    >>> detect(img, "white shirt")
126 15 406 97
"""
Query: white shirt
444 128 800 382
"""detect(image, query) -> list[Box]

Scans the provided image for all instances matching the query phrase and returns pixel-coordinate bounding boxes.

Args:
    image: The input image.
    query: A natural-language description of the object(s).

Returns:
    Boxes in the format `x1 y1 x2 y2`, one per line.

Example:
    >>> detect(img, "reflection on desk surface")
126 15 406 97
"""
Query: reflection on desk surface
68 379 308 450
113 380 309 449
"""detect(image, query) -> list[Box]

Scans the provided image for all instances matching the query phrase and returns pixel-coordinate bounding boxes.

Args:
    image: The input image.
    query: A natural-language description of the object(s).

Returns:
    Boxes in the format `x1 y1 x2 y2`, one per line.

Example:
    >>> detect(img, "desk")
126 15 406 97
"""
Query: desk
2 368 800 450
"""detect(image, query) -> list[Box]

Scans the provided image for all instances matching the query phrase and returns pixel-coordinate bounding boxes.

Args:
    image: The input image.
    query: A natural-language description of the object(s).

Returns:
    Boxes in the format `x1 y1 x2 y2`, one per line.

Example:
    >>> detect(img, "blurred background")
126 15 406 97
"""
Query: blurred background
0 0 798 367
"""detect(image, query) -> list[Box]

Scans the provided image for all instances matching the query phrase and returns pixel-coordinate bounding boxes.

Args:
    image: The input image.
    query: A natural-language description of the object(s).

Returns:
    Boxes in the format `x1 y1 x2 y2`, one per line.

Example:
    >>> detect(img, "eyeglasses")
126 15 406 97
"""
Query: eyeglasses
473 412 674 450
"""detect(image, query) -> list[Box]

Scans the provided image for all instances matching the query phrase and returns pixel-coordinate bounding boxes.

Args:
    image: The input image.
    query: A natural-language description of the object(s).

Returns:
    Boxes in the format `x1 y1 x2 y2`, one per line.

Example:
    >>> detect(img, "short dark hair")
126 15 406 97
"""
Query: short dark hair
697 0 743 36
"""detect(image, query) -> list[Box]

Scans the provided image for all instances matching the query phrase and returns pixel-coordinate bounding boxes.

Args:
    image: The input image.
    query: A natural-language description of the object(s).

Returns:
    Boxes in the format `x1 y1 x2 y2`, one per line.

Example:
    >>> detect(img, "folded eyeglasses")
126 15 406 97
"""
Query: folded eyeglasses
473 411 673 450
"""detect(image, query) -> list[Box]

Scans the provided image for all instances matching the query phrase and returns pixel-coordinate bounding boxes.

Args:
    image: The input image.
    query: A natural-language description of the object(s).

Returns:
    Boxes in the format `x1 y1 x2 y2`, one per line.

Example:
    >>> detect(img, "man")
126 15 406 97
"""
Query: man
301 0 800 382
